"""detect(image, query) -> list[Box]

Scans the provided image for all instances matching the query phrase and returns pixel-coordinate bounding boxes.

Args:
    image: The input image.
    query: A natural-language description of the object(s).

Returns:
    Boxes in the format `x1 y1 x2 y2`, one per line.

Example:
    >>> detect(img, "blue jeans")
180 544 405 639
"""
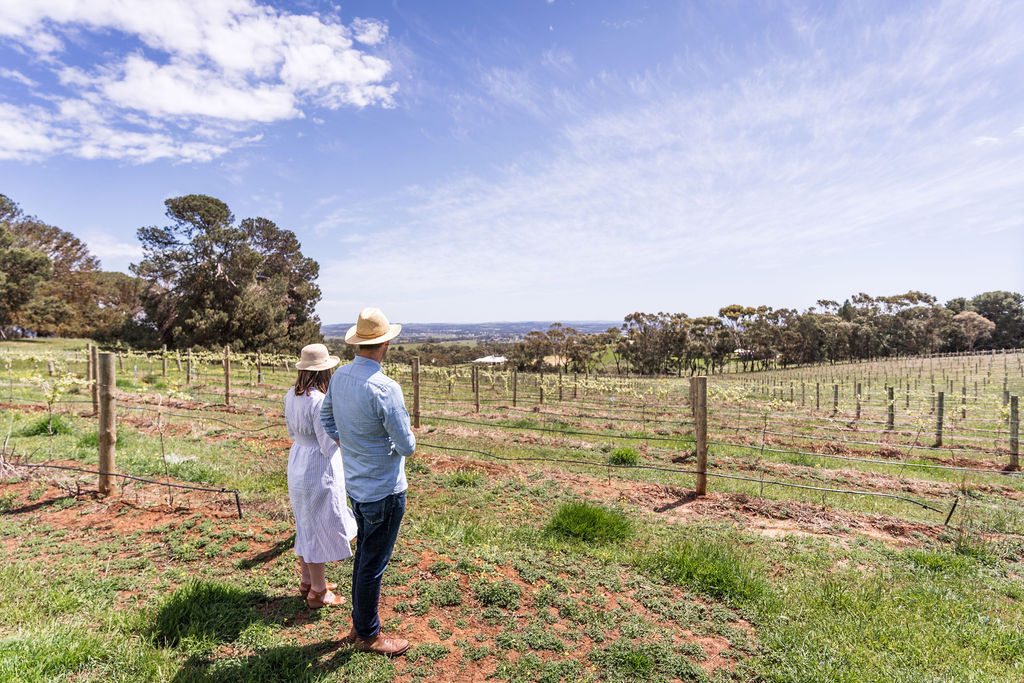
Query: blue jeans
350 491 406 638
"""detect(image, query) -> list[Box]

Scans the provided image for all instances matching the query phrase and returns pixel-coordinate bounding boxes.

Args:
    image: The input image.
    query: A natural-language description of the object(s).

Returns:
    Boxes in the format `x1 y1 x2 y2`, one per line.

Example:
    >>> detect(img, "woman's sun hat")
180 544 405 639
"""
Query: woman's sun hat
295 343 341 371
345 307 402 345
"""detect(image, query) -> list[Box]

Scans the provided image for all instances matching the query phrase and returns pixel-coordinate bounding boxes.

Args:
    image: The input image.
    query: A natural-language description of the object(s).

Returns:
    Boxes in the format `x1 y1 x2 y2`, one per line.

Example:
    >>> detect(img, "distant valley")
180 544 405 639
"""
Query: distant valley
321 320 619 342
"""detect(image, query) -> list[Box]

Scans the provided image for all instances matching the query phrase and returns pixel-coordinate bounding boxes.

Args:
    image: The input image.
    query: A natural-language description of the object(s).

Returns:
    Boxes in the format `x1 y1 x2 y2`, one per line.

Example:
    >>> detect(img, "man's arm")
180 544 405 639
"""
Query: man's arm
319 379 341 444
382 383 416 457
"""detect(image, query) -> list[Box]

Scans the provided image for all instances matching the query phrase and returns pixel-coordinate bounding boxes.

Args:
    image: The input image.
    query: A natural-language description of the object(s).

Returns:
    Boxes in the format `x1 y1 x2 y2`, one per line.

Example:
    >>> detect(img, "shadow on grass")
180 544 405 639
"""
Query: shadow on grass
151 580 299 648
236 534 295 570
653 491 700 513
170 641 398 682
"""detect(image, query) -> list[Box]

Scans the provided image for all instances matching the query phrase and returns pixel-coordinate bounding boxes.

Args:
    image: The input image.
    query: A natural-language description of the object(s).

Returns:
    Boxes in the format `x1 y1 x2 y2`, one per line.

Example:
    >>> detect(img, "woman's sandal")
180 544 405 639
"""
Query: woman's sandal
299 581 337 598
306 588 346 609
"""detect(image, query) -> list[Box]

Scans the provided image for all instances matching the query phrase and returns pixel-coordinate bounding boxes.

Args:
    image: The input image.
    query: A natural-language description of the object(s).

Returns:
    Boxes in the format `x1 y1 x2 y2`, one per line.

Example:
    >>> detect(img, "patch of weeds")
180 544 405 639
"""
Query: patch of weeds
472 578 523 610
590 638 706 682
19 414 73 436
492 652 582 682
444 469 485 488
229 541 250 554
546 501 632 544
456 639 491 661
636 539 770 605
407 642 450 662
430 578 463 607
609 447 639 466
0 491 19 512
407 459 431 475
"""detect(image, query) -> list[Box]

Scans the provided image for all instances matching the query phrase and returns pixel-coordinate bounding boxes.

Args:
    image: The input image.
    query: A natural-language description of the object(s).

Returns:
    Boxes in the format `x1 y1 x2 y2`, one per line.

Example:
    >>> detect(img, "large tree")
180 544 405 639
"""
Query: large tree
0 223 51 338
132 194 322 352
970 291 1024 350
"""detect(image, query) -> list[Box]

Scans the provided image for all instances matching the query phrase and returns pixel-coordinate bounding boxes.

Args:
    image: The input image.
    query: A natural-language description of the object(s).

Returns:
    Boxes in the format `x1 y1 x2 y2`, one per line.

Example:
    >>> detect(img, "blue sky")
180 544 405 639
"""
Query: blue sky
0 0 1021 325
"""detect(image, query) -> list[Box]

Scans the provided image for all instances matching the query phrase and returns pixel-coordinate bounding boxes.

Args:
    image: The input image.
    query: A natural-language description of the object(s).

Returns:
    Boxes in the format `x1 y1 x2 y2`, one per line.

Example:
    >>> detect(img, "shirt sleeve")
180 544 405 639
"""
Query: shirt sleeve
319 380 340 442
383 382 416 457
311 393 340 458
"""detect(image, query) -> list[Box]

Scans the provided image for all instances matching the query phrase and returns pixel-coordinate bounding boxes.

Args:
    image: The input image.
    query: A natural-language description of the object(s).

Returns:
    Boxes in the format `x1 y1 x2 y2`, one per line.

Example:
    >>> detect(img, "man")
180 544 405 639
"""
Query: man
320 307 415 657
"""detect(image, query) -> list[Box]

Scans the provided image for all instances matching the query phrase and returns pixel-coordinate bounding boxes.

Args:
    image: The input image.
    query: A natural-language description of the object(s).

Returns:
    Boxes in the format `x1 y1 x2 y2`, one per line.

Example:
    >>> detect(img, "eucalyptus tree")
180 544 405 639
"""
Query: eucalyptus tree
132 194 322 352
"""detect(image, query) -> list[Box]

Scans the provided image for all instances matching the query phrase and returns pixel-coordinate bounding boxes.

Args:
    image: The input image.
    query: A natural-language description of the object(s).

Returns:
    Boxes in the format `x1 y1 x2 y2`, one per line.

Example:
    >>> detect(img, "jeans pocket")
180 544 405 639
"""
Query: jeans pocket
358 498 388 527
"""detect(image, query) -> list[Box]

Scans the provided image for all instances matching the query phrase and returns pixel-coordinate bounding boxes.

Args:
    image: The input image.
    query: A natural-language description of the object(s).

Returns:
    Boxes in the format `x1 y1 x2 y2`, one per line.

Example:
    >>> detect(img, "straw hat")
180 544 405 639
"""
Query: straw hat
345 307 402 345
295 343 341 371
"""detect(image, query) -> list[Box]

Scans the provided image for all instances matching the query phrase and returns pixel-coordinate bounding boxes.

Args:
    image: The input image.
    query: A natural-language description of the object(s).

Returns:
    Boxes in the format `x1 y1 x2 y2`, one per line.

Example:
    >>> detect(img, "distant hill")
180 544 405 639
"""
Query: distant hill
321 320 619 342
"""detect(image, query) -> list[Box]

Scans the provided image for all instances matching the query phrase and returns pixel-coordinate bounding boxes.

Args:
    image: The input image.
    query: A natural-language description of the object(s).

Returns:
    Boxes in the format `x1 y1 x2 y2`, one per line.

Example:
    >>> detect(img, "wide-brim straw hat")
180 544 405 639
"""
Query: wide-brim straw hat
295 343 341 371
345 307 402 345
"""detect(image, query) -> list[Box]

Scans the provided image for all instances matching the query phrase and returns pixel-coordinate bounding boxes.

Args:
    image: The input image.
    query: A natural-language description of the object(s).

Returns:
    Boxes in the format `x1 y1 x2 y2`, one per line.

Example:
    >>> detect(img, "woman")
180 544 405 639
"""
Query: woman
285 343 357 608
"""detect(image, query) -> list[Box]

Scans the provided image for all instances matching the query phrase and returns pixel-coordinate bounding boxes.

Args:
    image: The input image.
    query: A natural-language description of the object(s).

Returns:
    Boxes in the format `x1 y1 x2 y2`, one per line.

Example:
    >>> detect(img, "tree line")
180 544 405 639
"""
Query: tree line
499 291 1023 375
2 191 1021 370
1 193 322 353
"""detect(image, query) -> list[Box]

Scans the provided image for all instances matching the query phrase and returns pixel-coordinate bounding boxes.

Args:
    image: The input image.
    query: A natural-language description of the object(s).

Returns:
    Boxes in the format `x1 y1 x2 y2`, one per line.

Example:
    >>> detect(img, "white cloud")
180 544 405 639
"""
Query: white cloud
0 0 395 162
81 230 144 271
314 0 1024 322
0 68 36 87
351 18 389 46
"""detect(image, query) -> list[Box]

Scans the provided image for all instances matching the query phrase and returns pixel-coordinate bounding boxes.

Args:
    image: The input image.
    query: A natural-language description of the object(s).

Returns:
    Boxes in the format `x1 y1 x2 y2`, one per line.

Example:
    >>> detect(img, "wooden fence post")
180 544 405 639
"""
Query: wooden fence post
1009 395 1018 470
97 352 116 496
90 344 99 415
412 356 421 428
161 345 167 377
935 392 944 447
886 386 895 431
175 350 182 373
256 352 263 385
186 349 192 385
558 369 563 401
474 365 480 413
512 369 518 407
224 345 231 406
855 382 862 420
832 384 839 416
815 382 820 410
693 376 708 496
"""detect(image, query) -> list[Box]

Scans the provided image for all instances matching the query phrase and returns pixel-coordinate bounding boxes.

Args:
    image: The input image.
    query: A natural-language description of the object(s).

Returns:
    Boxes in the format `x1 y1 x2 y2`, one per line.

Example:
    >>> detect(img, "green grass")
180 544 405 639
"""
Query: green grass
18 413 73 436
634 537 771 606
546 501 632 544
608 446 639 466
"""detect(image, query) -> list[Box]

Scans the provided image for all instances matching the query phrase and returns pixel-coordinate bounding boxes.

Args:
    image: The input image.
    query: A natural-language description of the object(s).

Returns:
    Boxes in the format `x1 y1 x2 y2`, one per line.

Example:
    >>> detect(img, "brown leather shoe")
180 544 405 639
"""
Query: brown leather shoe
353 632 410 657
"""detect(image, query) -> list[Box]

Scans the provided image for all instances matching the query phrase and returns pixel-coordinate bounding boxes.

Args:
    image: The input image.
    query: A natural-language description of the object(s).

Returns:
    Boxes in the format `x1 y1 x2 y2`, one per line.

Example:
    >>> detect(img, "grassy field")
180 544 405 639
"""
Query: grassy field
1 341 1022 681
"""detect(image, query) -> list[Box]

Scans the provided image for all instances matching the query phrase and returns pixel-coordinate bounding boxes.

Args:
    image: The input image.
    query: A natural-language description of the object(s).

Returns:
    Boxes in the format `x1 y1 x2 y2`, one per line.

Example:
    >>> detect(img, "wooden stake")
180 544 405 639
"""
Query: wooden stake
90 344 99 415
223 345 231 406
1009 395 1018 470
474 365 480 413
935 392 944 447
97 352 116 496
886 386 894 431
412 356 421 428
693 376 708 496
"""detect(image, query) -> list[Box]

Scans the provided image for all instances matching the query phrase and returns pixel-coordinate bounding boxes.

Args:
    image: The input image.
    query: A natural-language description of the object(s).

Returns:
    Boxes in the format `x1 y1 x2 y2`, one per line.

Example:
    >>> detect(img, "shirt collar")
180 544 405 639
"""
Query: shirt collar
352 355 382 371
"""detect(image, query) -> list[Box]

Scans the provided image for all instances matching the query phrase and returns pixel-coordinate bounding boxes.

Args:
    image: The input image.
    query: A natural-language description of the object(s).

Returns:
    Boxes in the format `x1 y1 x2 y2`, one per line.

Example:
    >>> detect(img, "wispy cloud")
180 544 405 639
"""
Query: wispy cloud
315 0 1024 322
0 0 396 162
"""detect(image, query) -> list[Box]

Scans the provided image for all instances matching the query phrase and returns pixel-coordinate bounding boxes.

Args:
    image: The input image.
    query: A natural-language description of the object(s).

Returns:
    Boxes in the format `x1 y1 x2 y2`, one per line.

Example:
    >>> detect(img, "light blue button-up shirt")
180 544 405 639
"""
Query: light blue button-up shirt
320 355 415 503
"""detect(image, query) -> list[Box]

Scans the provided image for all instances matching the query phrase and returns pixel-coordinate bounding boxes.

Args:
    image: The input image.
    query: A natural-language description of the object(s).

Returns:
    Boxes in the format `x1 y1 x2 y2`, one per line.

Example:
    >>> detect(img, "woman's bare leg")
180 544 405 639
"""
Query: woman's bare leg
306 561 327 593
298 556 311 585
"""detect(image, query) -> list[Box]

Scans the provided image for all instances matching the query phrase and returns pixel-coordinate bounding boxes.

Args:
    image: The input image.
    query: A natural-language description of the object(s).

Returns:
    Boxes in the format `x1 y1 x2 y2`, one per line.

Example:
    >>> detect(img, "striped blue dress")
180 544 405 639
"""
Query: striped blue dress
285 388 357 563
